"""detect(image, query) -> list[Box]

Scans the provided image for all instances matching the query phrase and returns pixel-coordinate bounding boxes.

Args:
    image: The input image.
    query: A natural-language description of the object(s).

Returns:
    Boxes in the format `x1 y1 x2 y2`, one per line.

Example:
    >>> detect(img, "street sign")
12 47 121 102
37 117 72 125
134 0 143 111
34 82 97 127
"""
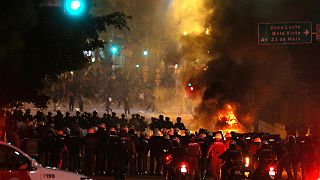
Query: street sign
258 22 312 45
39 0 61 7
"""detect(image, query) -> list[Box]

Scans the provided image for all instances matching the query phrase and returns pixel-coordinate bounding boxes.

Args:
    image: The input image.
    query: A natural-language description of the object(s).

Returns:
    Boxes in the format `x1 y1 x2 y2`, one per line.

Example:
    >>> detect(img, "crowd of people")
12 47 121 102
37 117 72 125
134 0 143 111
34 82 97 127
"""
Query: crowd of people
0 109 320 180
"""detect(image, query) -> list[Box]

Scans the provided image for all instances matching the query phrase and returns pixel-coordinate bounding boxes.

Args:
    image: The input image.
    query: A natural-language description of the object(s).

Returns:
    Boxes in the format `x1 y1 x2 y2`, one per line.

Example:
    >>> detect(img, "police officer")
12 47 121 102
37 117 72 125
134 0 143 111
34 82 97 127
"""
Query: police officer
67 129 81 172
107 127 119 175
81 128 98 176
137 133 150 175
52 130 68 169
95 123 108 175
114 133 130 180
150 129 163 175
219 141 242 180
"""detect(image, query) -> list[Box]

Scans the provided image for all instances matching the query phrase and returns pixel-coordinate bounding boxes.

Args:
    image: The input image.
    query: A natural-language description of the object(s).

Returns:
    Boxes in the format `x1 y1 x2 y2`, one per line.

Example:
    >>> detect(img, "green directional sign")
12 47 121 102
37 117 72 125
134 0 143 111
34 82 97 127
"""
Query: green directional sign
258 22 312 45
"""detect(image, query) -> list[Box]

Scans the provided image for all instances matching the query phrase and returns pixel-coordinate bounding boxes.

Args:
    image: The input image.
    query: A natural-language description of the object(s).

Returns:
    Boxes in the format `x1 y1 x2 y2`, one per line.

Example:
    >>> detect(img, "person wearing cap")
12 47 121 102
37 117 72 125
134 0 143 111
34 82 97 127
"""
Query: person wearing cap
207 133 226 180
219 141 242 179
81 128 98 176
95 123 108 175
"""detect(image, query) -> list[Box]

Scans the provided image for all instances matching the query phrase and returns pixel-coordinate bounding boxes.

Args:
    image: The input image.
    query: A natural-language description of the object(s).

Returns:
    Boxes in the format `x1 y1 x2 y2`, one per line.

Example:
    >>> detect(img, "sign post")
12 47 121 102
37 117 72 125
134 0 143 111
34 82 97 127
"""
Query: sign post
258 22 312 45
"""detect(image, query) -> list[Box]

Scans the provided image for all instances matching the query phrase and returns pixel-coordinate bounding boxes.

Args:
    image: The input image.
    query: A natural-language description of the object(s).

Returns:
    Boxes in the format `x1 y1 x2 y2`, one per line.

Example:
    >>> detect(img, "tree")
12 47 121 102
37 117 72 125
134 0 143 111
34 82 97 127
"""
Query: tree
0 0 129 108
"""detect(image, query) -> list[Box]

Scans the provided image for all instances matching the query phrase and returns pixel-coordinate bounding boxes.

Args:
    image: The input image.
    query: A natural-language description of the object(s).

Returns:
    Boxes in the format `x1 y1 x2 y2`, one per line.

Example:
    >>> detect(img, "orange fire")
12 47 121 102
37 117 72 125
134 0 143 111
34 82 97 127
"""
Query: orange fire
217 104 241 131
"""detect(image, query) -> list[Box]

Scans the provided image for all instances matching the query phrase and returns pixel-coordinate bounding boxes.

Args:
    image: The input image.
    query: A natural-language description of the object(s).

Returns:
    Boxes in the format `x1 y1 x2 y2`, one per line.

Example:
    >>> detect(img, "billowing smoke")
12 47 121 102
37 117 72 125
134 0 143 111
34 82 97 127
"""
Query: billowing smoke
166 0 320 133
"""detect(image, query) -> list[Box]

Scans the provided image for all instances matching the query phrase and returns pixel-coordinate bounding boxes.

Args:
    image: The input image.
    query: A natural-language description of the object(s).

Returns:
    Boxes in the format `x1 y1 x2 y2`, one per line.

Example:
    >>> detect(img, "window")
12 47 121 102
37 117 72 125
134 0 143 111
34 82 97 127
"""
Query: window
0 145 30 170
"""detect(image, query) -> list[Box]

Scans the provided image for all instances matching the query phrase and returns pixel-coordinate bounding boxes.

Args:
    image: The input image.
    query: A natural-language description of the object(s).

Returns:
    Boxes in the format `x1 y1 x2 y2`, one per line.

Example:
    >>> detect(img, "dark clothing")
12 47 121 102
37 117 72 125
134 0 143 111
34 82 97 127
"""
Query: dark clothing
95 129 108 174
82 133 98 175
164 121 174 129
137 137 150 174
150 136 163 174
67 135 81 172
219 148 242 180
51 135 68 169
173 122 186 130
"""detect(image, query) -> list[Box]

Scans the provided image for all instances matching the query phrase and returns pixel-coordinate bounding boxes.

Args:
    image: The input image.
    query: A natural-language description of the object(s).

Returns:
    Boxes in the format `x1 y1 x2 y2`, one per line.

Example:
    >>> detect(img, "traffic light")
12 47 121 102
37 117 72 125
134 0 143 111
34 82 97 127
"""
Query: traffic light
187 83 192 87
65 0 87 16
110 46 119 55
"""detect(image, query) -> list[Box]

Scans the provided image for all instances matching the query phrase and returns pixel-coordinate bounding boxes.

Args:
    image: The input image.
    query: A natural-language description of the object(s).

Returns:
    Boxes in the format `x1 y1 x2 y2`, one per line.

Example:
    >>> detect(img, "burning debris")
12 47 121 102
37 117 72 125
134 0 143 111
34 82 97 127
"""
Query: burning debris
215 104 243 132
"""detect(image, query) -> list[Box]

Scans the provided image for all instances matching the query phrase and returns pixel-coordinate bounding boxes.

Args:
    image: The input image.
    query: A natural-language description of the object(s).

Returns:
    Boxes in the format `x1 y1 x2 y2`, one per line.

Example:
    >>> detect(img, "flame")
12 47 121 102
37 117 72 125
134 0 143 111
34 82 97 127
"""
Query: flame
217 104 240 130
218 104 239 127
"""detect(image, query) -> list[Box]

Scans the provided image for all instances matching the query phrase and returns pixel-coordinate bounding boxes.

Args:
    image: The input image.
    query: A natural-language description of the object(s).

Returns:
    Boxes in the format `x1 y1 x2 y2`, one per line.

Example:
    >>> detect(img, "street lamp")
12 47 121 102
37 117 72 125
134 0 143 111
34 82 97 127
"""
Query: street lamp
143 50 149 56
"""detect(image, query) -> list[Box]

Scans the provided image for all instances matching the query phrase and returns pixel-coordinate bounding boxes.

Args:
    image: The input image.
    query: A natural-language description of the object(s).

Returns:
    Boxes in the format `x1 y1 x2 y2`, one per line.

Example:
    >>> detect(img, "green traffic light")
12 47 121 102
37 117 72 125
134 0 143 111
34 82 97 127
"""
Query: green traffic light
65 0 86 16
111 46 118 54
187 83 192 87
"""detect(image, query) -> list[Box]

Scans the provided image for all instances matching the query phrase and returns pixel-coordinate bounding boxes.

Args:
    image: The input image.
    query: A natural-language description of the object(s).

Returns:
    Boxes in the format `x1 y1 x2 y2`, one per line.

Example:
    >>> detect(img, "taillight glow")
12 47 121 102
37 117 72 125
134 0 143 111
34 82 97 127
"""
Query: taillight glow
269 167 274 171
180 162 188 173
245 157 250 167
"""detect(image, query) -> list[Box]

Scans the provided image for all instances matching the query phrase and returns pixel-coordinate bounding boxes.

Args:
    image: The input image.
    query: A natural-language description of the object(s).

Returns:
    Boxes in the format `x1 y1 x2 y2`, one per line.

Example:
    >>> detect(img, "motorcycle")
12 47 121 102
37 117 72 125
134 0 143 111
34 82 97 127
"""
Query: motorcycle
253 159 278 180
164 147 196 180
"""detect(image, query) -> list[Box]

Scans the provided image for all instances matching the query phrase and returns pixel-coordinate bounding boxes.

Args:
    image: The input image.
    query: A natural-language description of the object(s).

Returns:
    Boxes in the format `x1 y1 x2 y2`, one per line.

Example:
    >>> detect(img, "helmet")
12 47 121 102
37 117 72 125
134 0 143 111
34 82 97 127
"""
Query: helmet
172 137 180 144
199 133 206 139
161 128 168 134
225 132 232 138
261 140 268 145
98 123 106 129
163 134 170 140
288 135 296 143
121 127 129 133
215 133 222 140
87 128 95 134
230 140 236 145
57 130 64 135
253 137 261 143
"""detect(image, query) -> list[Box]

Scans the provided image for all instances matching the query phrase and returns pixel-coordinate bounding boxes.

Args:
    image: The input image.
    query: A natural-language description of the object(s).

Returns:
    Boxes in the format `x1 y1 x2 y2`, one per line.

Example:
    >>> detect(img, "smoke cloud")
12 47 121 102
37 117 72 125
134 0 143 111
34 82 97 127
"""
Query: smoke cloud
166 0 320 133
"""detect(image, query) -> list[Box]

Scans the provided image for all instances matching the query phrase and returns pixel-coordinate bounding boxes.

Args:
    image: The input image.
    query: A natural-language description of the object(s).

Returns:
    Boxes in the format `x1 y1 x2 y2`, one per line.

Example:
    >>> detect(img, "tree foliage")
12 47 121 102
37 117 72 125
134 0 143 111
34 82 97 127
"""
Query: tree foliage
0 0 129 108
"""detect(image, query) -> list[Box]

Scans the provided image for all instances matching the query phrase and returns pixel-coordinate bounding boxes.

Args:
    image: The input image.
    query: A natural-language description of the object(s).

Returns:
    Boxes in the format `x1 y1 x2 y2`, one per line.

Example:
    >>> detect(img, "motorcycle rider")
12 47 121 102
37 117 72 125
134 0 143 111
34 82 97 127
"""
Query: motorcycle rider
207 133 227 180
253 140 276 178
219 140 242 180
